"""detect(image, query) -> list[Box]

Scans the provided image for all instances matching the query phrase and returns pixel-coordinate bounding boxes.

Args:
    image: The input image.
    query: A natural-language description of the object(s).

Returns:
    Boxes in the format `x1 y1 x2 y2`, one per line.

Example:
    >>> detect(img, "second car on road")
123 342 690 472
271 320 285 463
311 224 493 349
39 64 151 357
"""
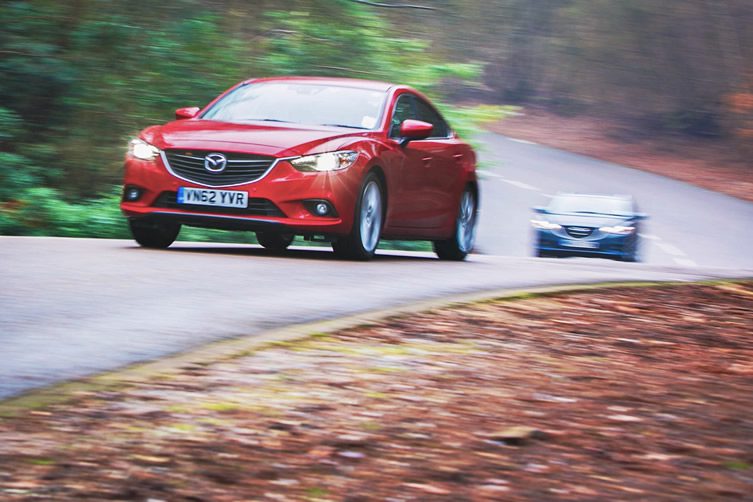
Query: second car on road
532 193 647 262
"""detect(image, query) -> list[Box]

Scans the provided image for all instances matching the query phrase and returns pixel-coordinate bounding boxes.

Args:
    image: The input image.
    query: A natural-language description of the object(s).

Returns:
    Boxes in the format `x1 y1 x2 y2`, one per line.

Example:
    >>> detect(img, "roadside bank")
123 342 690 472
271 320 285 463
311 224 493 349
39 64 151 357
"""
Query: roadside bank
1 281 752 500
488 110 753 204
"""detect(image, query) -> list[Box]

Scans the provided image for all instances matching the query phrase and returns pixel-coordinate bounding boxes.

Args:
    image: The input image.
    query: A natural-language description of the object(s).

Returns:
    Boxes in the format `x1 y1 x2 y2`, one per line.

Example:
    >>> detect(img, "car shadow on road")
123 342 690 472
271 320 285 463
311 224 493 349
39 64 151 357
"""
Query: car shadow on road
141 245 439 262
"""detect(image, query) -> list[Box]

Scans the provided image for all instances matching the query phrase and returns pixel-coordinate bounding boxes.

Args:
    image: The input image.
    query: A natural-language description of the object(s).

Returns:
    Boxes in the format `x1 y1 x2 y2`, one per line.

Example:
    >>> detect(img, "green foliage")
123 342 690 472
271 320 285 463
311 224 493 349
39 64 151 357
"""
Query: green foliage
0 107 23 142
442 104 518 140
259 2 482 94
0 1 257 199
0 187 129 238
0 105 40 201
0 0 505 242
379 240 432 252
0 153 39 201
441 104 519 168
0 185 262 243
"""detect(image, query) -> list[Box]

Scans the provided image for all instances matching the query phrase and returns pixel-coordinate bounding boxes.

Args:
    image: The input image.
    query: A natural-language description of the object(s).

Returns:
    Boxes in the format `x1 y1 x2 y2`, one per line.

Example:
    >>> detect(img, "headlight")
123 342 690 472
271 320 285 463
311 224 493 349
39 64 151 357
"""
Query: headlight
128 138 160 161
530 219 562 230
290 151 359 172
600 225 635 235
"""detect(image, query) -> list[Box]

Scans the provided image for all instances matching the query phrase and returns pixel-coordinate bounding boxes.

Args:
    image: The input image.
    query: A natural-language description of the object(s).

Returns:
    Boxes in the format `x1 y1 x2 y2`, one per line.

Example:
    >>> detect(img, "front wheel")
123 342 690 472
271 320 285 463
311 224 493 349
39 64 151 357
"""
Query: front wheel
332 173 383 260
620 250 639 262
256 231 294 252
129 219 181 249
434 187 477 261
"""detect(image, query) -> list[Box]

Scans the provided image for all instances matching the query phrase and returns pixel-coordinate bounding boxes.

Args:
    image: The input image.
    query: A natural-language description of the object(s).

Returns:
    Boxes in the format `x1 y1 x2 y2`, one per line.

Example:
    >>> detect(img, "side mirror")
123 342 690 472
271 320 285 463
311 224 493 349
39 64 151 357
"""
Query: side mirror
533 206 549 214
399 119 433 146
175 107 200 120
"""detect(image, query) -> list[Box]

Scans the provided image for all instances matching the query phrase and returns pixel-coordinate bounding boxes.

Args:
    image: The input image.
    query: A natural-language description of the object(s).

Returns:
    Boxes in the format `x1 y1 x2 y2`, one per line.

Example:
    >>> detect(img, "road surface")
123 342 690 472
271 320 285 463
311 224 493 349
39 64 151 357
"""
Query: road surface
475 132 753 269
1 133 751 399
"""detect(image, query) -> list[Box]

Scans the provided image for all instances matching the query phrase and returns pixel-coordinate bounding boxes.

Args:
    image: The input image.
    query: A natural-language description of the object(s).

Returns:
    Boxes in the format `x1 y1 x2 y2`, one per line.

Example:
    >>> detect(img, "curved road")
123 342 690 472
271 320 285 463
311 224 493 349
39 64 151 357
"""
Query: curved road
1 133 751 399
475 132 753 269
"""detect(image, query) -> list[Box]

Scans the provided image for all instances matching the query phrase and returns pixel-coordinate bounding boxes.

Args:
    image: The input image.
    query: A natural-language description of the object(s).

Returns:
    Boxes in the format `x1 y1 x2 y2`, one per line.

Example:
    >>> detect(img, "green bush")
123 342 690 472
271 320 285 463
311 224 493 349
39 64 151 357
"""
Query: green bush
0 0 510 242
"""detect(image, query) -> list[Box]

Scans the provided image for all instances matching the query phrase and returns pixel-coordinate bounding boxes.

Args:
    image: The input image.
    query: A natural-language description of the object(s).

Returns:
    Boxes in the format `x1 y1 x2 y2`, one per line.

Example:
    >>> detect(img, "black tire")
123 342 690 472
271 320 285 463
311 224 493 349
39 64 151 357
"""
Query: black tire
618 243 640 262
129 219 180 249
257 231 294 252
332 172 384 261
433 186 477 261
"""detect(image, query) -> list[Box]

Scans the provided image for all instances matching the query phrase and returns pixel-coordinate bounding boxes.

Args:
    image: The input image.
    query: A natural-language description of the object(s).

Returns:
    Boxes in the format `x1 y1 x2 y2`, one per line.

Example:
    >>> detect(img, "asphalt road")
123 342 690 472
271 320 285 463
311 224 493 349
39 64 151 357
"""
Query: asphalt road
475 132 753 269
2 133 751 399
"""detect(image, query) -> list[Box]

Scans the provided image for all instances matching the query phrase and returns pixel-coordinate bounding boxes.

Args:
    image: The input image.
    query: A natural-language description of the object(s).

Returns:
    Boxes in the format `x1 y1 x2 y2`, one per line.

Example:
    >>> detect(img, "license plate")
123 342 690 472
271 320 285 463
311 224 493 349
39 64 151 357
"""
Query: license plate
177 187 248 208
561 239 599 249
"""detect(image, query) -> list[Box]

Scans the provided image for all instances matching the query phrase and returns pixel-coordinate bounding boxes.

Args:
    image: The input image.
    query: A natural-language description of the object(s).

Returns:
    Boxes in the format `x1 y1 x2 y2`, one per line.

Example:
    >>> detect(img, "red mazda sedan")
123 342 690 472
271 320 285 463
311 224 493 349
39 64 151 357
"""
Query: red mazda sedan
121 77 478 260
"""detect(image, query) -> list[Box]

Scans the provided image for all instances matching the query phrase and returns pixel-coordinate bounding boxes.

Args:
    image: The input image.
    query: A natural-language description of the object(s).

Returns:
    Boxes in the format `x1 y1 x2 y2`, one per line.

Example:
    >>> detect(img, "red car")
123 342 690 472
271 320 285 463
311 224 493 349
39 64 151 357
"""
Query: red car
121 76 478 260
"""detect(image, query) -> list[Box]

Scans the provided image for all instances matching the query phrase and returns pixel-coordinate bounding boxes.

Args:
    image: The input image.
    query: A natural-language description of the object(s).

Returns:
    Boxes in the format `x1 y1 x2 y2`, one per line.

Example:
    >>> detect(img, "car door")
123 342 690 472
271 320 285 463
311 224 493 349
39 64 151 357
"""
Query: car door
385 93 434 229
411 97 462 229
385 93 464 231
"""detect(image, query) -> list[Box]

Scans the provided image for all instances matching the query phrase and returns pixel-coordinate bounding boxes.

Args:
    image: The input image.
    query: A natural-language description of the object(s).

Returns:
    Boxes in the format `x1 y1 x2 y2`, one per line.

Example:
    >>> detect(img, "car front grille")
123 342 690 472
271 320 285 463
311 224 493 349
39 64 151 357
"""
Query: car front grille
152 192 285 217
565 226 594 238
163 150 276 187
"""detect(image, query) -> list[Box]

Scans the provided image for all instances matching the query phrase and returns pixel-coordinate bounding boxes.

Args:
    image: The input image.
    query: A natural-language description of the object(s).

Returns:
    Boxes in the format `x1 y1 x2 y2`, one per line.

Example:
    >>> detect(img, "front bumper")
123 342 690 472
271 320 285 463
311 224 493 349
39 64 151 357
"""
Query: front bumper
120 154 361 236
535 229 636 257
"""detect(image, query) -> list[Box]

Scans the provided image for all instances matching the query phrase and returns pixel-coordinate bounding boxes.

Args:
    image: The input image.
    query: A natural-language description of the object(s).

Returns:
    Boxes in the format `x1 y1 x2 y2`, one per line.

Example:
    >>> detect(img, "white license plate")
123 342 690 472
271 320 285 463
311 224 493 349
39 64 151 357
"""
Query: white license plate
177 187 248 208
561 239 599 249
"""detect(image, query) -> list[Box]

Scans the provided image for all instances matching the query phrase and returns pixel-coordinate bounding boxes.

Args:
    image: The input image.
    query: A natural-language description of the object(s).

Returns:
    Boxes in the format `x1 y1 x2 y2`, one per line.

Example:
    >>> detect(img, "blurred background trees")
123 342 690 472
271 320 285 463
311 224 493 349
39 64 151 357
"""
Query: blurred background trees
0 0 750 236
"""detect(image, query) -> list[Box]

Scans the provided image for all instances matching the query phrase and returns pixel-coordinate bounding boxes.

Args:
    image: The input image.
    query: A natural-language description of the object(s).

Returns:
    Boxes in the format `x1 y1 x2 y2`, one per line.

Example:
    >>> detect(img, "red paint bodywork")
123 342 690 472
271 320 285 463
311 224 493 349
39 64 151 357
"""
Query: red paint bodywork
121 76 477 240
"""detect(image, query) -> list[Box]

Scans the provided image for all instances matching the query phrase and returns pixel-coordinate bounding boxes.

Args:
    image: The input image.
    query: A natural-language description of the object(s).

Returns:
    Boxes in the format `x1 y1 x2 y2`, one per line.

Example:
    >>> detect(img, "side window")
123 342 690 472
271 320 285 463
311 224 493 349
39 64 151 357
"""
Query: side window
389 94 416 137
414 98 450 138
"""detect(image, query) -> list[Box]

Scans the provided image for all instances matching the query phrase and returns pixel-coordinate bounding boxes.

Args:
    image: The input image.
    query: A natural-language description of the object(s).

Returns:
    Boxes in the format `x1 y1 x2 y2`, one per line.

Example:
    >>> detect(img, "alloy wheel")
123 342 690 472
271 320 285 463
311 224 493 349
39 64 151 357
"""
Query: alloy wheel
456 189 476 253
359 180 383 253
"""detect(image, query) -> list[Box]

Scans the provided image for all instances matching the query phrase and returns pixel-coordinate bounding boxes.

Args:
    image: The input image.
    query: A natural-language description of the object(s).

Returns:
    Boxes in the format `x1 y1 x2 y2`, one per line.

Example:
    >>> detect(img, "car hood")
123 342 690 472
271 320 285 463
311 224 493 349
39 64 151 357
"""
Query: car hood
142 120 368 157
546 213 635 228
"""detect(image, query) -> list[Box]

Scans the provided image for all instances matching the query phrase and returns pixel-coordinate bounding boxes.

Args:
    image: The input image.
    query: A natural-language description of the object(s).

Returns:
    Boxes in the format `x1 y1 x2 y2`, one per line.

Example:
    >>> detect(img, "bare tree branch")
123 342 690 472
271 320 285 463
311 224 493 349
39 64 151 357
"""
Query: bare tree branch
351 0 437 11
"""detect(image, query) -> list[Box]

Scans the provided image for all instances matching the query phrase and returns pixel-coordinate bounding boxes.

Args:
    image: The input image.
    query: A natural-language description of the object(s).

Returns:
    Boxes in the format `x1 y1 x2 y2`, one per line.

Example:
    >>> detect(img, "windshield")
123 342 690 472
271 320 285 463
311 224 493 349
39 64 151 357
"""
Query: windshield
201 82 386 130
548 195 633 215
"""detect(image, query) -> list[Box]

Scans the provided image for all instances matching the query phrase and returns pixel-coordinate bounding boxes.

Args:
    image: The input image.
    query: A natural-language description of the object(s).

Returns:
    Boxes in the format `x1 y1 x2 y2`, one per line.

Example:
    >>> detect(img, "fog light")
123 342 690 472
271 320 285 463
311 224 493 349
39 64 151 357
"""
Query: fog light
315 203 329 216
303 199 338 217
124 186 142 202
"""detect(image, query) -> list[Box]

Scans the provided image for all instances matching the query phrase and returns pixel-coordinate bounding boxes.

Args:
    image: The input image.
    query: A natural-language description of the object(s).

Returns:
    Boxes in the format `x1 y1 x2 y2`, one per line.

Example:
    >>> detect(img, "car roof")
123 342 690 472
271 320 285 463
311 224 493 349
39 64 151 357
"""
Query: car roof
243 76 395 92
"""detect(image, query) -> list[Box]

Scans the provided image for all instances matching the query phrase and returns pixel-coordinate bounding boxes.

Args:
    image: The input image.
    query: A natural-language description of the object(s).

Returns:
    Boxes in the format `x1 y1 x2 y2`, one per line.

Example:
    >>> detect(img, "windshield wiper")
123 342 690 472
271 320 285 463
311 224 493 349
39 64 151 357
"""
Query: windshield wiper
568 210 631 217
244 118 294 123
319 123 369 130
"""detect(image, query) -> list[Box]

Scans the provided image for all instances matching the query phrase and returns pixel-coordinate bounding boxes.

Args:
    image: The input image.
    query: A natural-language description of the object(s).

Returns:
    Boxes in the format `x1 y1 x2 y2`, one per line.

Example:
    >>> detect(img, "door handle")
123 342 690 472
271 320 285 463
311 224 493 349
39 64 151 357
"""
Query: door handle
422 156 432 167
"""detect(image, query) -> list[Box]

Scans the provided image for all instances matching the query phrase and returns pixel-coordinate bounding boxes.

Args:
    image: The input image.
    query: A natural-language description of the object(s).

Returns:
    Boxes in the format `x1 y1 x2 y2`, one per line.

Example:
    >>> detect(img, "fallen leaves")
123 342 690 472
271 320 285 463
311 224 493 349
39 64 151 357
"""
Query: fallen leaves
0 283 751 500
606 415 644 423
487 426 548 445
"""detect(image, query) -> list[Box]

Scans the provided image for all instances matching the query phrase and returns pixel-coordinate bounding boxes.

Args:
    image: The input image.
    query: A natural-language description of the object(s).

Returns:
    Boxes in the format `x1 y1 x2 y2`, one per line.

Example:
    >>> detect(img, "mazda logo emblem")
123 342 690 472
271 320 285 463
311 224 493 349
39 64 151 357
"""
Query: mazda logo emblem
204 153 227 173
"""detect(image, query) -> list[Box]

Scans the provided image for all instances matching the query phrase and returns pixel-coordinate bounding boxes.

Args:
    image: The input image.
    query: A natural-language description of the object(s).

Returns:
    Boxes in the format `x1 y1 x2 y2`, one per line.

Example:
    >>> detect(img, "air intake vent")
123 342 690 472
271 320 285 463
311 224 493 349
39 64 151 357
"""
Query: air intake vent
163 150 276 187
565 226 594 238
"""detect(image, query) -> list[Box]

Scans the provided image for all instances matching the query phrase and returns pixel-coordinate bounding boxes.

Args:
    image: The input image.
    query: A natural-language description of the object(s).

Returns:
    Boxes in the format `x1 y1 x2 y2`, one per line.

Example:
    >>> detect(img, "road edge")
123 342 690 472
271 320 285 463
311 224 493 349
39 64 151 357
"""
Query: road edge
1 278 749 418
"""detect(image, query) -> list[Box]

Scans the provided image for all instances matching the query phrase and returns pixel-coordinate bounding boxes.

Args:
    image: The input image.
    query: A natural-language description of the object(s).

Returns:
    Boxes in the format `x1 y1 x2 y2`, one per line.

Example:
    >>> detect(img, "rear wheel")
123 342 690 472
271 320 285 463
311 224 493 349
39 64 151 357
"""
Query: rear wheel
332 173 383 260
256 231 294 252
434 187 477 261
129 219 180 249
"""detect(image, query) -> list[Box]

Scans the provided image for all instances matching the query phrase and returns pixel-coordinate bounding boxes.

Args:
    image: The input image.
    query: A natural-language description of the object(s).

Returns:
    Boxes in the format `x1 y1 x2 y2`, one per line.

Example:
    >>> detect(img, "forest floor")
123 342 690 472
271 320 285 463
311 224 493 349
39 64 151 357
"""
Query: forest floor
1 281 752 501
488 110 753 203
